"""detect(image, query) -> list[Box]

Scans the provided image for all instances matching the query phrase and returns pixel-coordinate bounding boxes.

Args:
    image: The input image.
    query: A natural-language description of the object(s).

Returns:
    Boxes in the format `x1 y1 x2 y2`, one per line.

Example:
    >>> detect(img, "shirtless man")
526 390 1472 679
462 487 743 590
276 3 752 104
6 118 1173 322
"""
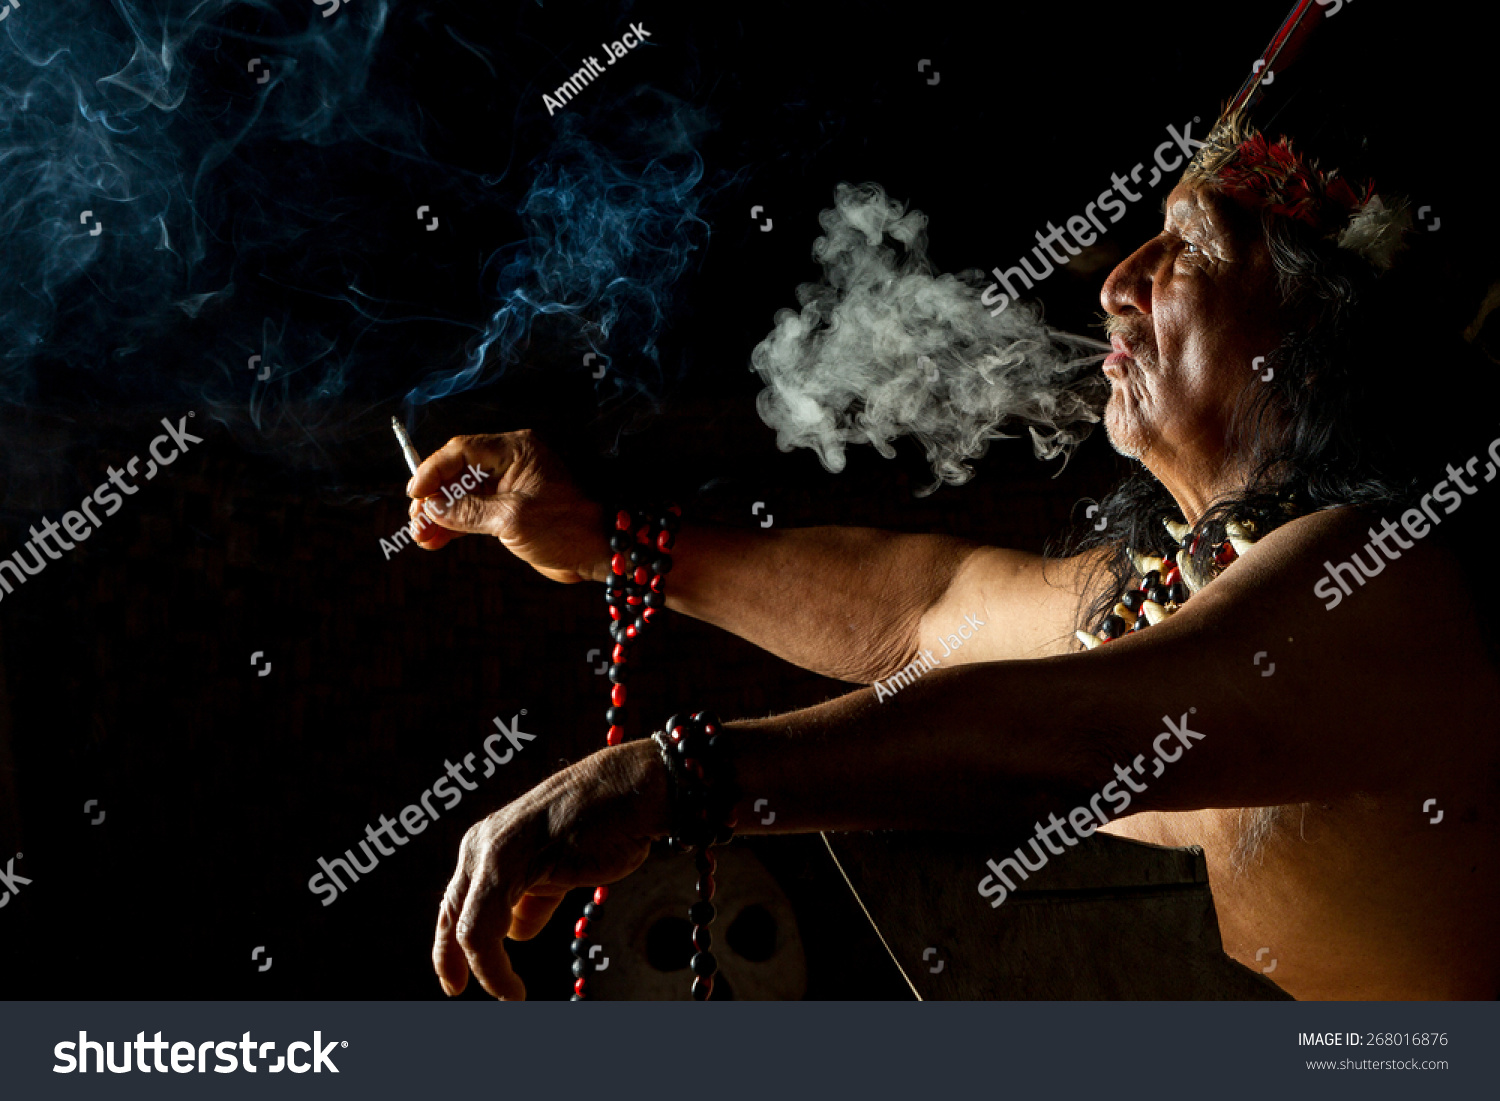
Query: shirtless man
407 170 1500 1001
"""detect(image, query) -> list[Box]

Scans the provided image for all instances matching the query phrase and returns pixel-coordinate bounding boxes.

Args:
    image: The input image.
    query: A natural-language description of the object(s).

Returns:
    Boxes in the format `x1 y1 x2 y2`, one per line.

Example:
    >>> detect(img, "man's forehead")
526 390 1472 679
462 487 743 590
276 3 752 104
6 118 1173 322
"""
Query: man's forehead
1161 187 1212 223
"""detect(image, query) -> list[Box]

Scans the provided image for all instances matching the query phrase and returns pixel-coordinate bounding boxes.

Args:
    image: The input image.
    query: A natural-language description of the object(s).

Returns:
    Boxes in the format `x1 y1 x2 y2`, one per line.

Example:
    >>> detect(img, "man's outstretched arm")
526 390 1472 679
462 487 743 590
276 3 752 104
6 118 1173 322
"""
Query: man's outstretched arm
407 430 1097 685
433 505 1497 997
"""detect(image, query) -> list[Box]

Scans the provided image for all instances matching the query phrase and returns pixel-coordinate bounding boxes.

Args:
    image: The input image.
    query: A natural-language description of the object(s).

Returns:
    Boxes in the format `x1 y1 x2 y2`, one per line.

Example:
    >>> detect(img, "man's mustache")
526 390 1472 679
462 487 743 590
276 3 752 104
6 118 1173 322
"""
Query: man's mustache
1102 315 1157 363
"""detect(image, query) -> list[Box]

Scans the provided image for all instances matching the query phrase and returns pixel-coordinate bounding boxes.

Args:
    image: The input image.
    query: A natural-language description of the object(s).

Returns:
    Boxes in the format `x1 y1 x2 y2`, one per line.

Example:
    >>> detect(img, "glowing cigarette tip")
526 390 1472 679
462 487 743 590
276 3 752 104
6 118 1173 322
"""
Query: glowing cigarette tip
391 416 422 476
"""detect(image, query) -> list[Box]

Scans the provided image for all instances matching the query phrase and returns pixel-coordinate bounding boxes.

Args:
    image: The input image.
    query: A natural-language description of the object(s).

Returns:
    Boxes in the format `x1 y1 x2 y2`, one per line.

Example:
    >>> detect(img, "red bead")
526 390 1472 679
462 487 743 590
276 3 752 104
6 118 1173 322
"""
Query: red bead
636 527 651 544
633 566 649 585
593 886 609 905
624 625 638 639
703 724 716 735
669 726 683 742
642 607 657 622
612 644 626 663
611 684 626 707
1188 534 1202 557
656 530 675 552
610 553 627 575
606 725 624 746
575 917 589 938
697 874 716 899
625 595 642 605
609 605 623 621
1215 542 1238 566
669 505 682 516
691 976 713 1000
574 977 587 995
615 510 632 531
650 575 664 593
1162 565 1181 587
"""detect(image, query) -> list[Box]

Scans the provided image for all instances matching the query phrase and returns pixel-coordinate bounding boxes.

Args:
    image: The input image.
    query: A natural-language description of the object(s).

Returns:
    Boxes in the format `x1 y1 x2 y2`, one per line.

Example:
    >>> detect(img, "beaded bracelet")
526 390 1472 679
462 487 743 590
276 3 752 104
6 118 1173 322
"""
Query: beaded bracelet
653 712 739 1000
570 503 679 1001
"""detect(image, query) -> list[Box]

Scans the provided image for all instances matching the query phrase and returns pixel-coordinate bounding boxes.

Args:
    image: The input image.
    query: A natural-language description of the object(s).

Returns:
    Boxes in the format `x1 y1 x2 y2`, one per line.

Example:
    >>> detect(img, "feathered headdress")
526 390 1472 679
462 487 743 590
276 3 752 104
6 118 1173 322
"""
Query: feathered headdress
1184 0 1412 271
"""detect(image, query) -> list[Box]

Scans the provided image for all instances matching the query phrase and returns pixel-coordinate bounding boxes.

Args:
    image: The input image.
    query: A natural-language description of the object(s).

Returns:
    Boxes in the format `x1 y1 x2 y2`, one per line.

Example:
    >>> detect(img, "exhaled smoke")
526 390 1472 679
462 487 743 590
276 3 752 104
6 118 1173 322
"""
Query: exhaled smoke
751 182 1110 495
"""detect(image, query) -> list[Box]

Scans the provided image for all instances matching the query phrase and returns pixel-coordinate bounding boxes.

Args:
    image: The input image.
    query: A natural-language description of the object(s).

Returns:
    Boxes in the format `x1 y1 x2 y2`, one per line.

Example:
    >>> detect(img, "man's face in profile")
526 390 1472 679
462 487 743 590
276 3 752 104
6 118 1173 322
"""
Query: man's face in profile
1099 181 1287 485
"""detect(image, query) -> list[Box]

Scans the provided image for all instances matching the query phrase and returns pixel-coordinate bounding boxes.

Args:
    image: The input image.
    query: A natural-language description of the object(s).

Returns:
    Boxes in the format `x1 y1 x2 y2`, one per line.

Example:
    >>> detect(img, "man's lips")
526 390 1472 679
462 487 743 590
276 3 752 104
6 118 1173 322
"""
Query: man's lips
1103 333 1136 374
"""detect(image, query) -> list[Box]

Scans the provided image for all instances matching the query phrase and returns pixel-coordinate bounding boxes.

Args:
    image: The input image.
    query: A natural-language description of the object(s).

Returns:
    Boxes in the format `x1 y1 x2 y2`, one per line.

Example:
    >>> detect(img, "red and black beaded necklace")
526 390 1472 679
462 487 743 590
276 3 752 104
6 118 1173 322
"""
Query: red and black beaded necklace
570 505 732 1001
1076 517 1258 648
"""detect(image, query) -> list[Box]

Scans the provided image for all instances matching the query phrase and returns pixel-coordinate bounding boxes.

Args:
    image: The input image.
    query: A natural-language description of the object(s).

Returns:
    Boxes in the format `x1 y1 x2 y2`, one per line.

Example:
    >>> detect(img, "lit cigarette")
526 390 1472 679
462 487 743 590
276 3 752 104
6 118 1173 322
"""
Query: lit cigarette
391 416 422 477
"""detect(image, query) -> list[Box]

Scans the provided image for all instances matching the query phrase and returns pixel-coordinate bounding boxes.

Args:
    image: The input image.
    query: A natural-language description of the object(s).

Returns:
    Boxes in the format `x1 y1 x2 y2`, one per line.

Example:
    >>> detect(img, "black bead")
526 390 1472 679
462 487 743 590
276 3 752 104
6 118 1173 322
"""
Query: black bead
606 570 627 591
608 663 629 684
606 706 626 726
1168 581 1188 605
1120 589 1143 614
663 713 682 737
688 900 716 925
633 616 647 632
572 958 587 978
1100 614 1126 640
582 902 597 918
660 513 680 533
571 938 589 958
610 623 629 644
677 734 705 761
610 532 632 553
692 925 713 952
690 951 718 977
652 556 673 575
1131 615 1149 632
1141 570 1161 590
629 547 650 566
643 591 663 608
691 977 712 1001
1148 584 1170 605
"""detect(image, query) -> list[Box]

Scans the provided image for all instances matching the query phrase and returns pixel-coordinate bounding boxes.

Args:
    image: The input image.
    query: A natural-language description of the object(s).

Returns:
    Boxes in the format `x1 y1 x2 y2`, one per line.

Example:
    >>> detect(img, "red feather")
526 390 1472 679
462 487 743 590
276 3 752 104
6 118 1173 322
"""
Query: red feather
1224 0 1332 121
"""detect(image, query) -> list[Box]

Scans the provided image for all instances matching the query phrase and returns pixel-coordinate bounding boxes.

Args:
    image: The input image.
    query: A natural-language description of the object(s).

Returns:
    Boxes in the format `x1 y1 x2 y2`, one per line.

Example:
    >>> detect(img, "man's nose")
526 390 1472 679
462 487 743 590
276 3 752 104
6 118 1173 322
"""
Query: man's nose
1101 241 1157 317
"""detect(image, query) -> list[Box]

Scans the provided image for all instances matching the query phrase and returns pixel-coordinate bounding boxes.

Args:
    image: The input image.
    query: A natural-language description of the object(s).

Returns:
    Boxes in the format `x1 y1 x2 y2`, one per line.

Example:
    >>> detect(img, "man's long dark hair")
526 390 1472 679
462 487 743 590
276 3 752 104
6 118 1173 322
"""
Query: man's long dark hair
1056 204 1500 637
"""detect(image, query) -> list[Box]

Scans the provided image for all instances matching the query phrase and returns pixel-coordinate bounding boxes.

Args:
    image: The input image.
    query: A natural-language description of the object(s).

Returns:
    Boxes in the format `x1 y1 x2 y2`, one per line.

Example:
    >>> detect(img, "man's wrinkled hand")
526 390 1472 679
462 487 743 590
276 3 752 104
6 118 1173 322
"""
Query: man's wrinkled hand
431 740 668 999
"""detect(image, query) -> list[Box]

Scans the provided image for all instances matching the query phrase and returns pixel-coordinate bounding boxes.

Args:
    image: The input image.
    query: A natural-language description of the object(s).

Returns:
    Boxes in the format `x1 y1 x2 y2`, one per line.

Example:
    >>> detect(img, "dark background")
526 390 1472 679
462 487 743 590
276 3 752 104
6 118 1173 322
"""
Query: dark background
0 0 1490 999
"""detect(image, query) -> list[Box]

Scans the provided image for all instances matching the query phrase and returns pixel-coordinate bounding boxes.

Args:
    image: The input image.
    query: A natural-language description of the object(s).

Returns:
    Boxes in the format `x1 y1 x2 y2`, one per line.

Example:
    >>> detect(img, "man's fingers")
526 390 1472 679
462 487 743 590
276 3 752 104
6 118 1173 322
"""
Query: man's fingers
432 878 473 996
507 890 568 942
408 498 463 549
456 885 528 1001
419 488 523 539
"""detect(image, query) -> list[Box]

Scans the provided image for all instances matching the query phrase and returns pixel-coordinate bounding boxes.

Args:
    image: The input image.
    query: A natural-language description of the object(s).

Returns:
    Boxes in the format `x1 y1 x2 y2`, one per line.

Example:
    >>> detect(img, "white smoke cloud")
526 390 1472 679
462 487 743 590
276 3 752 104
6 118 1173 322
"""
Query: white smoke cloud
750 182 1110 495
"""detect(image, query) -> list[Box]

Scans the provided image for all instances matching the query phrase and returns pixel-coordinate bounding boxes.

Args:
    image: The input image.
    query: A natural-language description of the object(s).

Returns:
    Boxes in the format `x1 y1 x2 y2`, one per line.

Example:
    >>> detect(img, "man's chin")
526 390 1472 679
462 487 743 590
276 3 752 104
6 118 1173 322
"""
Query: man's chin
1102 401 1146 461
